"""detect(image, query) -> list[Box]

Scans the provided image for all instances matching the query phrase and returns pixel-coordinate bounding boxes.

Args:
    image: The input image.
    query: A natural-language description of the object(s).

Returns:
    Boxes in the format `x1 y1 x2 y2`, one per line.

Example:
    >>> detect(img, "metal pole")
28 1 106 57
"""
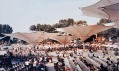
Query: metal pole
83 42 85 51
64 35 66 48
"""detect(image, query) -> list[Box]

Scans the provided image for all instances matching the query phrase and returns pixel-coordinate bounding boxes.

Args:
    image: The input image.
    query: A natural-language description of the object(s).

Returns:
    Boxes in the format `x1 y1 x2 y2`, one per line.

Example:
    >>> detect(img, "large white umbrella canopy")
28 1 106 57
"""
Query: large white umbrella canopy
5 31 59 45
81 0 119 21
57 25 112 41
101 3 119 21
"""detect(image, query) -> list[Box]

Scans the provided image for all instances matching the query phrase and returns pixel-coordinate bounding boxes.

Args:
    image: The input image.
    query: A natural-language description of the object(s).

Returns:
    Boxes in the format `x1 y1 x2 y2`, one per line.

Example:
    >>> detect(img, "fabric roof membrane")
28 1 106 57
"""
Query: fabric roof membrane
57 25 112 41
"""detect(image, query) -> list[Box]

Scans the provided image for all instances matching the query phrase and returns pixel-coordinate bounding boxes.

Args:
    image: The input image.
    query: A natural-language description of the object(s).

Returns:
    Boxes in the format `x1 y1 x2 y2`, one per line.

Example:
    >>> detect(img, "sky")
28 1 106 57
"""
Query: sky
0 0 100 32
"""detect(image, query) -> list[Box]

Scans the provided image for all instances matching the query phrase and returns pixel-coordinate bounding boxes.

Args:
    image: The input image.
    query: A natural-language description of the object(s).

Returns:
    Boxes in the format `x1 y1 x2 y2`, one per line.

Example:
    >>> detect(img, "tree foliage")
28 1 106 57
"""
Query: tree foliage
0 24 13 43
29 18 88 33
97 18 112 25
74 20 88 25
53 18 74 28
99 18 112 23
0 24 13 34
30 24 56 33
29 25 37 31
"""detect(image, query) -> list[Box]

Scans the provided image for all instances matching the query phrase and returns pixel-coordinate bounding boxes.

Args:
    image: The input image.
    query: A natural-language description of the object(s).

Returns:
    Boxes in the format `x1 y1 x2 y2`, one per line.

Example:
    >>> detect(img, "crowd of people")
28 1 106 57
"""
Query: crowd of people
0 43 119 71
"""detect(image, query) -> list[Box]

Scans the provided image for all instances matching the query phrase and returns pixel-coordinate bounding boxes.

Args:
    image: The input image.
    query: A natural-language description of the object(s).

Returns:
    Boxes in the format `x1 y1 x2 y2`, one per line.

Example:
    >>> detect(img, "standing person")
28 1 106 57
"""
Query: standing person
29 59 34 71
102 50 105 58
54 62 59 71
33 58 38 70
36 61 39 71
25 59 29 69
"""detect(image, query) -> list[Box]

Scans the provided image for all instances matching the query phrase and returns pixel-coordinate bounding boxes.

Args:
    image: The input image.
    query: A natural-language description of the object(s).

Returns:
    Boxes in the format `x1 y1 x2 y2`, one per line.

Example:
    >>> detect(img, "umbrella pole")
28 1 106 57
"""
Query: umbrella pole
43 32 44 50
77 46 79 55
63 40 65 48
64 35 66 48
83 42 85 51
96 34 97 39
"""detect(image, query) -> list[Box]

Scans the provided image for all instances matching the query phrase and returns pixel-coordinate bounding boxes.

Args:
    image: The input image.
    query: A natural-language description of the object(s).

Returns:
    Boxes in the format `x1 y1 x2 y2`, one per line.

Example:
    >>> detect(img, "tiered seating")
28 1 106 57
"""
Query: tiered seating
92 57 108 67
68 56 82 71
76 57 90 71
101 57 119 71
53 56 65 71
67 56 76 70
85 56 100 67
64 57 72 70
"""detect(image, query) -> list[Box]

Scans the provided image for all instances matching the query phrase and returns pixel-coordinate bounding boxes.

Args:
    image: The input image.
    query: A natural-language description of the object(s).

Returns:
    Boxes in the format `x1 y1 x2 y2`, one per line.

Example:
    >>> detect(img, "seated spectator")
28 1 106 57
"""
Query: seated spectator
38 63 47 71
25 60 29 67
99 64 105 71
0 66 6 71
89 64 95 71
65 66 71 71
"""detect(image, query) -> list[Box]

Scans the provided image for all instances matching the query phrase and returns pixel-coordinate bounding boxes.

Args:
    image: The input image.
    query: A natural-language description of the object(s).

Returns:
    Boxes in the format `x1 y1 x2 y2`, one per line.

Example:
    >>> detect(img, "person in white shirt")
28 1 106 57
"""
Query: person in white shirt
33 59 37 67
0 66 6 71
25 60 29 68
